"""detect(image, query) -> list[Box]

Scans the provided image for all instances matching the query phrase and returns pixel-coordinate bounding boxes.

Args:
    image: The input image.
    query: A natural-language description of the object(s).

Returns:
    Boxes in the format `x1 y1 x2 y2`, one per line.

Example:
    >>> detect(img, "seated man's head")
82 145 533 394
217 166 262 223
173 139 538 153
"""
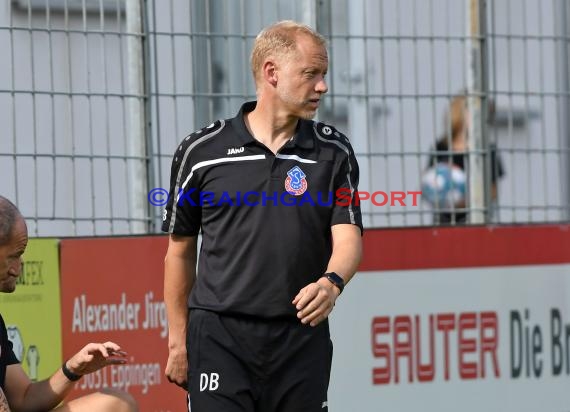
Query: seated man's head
0 197 27 293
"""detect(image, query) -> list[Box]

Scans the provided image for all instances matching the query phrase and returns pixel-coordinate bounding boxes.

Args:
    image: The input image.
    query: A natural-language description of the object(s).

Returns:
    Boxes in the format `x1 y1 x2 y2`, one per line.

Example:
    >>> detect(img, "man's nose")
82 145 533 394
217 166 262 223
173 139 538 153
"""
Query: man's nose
9 259 23 277
316 78 328 94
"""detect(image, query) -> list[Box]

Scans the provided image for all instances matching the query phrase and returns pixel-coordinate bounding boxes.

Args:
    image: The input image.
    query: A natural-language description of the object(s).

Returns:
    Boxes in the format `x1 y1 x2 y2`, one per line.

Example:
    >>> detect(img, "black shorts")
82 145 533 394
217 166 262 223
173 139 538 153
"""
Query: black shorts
186 309 333 412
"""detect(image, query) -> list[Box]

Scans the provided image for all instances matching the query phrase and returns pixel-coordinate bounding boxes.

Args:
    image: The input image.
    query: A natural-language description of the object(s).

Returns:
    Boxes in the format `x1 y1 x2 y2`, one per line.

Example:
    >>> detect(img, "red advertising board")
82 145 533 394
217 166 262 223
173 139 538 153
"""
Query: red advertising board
60 236 185 412
359 223 570 270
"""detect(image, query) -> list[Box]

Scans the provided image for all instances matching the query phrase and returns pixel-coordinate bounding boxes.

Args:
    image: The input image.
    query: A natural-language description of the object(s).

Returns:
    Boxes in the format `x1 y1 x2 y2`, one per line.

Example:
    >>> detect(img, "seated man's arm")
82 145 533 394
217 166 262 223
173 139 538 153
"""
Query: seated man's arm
5 362 74 411
4 341 127 411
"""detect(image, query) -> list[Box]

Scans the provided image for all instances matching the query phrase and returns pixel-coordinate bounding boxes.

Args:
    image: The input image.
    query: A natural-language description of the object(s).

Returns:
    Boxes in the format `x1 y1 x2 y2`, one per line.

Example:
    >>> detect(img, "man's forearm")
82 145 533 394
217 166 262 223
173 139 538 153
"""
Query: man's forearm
164 258 195 347
325 224 362 285
12 370 75 411
164 236 197 348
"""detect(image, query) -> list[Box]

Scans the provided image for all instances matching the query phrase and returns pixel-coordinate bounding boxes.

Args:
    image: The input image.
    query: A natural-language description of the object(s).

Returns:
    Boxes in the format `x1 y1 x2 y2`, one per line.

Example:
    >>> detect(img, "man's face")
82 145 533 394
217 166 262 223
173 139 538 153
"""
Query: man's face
275 35 329 120
0 217 28 293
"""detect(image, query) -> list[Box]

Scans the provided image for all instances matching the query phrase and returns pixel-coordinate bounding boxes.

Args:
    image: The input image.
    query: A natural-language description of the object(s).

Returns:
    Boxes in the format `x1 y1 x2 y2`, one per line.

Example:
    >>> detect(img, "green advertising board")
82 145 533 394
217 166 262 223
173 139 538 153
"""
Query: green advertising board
0 238 62 381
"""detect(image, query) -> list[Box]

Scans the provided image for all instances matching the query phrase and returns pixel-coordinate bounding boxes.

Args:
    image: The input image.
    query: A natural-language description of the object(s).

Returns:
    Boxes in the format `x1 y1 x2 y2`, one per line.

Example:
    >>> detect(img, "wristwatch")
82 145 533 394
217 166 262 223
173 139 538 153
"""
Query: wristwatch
323 272 345 295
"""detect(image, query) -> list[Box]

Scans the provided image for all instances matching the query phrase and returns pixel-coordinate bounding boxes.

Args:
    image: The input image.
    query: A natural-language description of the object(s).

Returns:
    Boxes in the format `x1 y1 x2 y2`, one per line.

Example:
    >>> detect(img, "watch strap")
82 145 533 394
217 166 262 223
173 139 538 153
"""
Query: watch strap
323 272 345 295
62 361 82 381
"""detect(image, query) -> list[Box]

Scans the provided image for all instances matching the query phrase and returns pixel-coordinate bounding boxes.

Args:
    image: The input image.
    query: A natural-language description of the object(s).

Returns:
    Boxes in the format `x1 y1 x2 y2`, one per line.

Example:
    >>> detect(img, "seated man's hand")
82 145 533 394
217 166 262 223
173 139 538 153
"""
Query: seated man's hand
65 341 128 377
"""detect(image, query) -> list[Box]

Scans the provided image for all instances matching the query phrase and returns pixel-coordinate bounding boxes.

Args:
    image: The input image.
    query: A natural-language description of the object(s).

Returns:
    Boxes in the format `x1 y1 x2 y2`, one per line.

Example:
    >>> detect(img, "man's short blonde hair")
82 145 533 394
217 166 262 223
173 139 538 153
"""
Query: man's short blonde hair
250 20 327 86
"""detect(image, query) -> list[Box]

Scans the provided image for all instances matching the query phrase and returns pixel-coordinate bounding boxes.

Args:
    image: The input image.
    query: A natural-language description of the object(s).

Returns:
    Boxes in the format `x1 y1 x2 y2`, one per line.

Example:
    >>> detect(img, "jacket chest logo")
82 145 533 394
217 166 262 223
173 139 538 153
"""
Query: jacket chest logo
285 166 308 196
227 147 245 155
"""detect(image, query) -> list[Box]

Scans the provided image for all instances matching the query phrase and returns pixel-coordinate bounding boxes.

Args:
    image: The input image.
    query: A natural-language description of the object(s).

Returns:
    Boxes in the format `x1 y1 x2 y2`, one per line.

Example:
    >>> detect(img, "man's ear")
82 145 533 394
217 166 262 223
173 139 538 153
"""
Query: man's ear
262 60 278 87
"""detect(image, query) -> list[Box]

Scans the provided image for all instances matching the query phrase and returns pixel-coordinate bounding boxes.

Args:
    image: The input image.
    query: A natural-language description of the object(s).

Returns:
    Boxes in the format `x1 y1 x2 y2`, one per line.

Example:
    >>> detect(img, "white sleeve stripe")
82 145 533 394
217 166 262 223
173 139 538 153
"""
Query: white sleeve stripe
169 120 226 232
313 124 357 225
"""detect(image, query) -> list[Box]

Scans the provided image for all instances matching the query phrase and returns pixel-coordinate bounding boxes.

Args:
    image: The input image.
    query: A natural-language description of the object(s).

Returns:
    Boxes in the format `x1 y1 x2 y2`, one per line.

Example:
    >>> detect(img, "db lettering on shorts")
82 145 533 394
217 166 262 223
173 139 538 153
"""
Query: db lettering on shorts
199 372 220 391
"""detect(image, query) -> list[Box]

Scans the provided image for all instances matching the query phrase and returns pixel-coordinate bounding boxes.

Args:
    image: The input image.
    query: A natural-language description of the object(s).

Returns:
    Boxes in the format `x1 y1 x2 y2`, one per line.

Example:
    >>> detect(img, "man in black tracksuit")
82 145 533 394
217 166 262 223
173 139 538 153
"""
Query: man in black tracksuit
162 20 363 412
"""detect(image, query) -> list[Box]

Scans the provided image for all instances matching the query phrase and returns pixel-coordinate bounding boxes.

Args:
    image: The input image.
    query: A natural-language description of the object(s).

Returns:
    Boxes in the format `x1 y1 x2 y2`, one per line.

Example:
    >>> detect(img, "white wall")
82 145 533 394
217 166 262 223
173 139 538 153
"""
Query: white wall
329 264 570 411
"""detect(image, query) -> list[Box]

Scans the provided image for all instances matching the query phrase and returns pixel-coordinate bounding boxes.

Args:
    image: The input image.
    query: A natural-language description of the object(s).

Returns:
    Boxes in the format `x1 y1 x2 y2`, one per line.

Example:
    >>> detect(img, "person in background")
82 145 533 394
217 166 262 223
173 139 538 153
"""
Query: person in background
427 94 505 224
0 196 138 412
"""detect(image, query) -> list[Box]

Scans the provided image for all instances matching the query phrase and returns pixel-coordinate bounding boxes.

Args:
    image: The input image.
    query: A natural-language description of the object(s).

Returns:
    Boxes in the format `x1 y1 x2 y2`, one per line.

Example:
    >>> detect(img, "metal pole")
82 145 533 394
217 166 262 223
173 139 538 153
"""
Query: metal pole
560 0 570 221
126 0 148 233
141 0 157 232
466 0 485 223
347 0 371 228
479 0 492 222
302 0 317 28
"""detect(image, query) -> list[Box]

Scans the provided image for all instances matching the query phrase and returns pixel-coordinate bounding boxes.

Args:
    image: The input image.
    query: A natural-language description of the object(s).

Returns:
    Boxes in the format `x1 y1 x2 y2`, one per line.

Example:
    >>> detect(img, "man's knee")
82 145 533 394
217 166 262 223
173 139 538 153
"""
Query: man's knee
99 388 138 412
54 388 138 412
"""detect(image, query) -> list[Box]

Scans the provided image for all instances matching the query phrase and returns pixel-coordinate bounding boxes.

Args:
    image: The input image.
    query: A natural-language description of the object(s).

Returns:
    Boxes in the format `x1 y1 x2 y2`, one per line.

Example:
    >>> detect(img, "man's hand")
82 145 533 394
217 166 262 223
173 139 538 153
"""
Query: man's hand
292 277 340 327
165 346 188 389
65 341 128 376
